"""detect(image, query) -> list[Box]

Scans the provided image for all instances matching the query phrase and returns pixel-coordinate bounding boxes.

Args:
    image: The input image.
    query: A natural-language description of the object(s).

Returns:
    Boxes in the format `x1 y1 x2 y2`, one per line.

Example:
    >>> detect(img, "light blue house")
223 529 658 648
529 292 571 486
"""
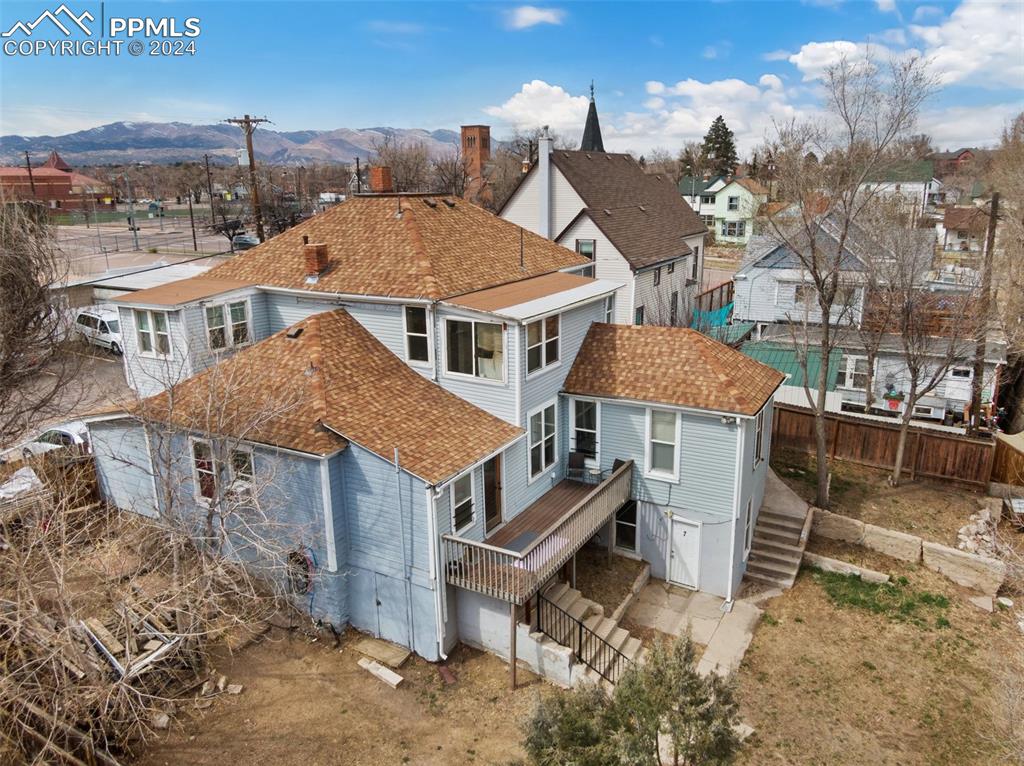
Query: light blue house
87 191 784 685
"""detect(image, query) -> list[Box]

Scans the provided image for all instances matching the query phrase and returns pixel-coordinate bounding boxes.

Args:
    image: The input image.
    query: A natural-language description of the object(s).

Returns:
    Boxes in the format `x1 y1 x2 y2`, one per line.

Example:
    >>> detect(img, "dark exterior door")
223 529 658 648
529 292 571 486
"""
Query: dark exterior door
484 455 503 533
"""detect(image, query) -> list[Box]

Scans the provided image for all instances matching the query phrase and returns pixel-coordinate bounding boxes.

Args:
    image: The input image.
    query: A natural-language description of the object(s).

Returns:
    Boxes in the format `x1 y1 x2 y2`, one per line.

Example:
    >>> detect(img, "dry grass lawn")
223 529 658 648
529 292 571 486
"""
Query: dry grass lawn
736 559 1021 765
773 449 984 545
574 546 645 616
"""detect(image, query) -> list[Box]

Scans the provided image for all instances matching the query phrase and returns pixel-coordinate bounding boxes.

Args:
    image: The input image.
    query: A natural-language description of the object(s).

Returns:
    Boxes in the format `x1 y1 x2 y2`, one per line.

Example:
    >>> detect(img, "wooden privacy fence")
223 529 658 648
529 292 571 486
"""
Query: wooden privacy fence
771 403 995 488
992 434 1024 486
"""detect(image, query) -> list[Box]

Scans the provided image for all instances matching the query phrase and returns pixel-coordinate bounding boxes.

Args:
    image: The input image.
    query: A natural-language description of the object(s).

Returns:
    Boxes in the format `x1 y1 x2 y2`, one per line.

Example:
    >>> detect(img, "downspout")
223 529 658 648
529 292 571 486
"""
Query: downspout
726 417 746 606
426 485 448 660
394 447 416 651
319 457 339 571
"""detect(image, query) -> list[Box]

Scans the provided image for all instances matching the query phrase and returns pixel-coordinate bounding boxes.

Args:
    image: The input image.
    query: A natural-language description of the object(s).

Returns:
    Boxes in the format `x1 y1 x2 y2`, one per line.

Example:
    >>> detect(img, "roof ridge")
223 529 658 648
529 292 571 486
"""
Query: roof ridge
399 199 443 300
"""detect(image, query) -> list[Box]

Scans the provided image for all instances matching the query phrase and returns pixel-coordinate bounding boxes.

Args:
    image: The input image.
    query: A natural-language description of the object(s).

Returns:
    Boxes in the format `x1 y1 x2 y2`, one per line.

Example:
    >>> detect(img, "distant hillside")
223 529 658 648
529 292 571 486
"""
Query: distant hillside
0 122 462 166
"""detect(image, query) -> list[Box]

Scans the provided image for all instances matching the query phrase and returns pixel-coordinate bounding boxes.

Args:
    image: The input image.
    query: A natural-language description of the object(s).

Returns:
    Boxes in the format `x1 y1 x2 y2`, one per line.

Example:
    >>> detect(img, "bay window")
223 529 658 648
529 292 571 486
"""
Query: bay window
526 314 560 374
445 319 503 381
646 408 679 480
529 401 557 478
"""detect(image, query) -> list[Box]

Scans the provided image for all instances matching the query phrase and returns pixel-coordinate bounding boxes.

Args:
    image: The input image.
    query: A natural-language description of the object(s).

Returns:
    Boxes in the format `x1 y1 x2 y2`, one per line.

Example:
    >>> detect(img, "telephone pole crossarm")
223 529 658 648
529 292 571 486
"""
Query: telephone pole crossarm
225 114 272 243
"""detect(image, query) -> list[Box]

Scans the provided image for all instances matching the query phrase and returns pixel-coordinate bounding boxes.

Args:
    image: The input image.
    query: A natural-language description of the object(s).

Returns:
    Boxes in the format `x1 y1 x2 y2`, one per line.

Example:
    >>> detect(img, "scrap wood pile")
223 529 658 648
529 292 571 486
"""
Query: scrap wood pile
0 588 204 764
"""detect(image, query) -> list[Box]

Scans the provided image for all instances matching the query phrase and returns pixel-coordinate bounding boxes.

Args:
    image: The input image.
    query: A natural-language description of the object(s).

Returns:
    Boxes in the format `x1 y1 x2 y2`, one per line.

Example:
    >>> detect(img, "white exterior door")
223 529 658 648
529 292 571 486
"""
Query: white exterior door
669 517 700 590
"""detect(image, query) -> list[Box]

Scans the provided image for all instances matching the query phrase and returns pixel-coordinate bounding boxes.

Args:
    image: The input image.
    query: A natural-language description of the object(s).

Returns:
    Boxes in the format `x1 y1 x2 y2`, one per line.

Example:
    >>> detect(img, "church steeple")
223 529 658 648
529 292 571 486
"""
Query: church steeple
580 81 605 152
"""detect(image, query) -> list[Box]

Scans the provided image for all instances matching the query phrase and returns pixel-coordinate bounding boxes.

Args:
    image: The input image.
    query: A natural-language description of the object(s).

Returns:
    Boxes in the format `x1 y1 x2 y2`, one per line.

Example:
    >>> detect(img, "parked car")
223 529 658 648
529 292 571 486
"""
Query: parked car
0 420 91 465
232 233 260 250
73 306 123 355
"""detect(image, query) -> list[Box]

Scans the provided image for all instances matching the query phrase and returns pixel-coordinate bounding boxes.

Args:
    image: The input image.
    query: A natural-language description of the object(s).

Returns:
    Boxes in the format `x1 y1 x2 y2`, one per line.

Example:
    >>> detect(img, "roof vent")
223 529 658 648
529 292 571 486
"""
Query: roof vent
603 208 612 216
639 205 647 213
423 198 437 208
585 153 591 159
286 327 304 339
442 198 456 208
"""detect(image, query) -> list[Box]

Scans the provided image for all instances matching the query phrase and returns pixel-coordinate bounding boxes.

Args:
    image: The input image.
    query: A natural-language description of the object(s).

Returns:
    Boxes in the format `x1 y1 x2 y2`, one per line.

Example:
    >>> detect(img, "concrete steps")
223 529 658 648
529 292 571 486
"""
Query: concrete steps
539 580 643 687
744 507 811 590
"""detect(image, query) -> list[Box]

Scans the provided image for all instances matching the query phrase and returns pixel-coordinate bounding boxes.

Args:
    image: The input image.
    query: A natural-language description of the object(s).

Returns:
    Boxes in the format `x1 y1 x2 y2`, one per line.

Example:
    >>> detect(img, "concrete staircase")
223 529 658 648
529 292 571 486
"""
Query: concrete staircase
537 581 644 687
744 470 813 590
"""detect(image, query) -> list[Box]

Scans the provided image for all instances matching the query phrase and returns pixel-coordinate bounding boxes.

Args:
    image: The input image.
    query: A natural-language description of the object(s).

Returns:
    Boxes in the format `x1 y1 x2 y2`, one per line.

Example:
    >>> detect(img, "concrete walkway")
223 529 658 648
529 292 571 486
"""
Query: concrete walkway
762 468 812 520
624 580 763 677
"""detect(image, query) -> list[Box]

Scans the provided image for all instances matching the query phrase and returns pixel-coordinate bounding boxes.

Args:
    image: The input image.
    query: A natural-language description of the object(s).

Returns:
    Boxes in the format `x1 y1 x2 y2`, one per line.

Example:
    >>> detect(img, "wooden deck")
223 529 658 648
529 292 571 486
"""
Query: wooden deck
485 480 593 551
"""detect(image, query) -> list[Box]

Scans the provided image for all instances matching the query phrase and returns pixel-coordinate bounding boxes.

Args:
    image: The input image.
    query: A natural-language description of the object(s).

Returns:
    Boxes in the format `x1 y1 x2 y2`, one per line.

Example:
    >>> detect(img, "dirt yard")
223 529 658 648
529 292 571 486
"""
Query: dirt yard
137 628 540 766
736 558 1021 765
574 545 645 616
772 449 984 545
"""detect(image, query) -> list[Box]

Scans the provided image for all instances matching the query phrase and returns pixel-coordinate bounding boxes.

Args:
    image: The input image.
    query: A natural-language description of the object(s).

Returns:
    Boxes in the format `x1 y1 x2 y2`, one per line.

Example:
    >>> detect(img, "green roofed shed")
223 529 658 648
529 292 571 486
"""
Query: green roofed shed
740 341 842 392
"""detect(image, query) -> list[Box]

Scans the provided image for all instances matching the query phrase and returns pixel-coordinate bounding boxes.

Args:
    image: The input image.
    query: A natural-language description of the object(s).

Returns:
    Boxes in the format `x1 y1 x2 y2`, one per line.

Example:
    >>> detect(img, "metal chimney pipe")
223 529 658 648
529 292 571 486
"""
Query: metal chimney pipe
538 126 553 239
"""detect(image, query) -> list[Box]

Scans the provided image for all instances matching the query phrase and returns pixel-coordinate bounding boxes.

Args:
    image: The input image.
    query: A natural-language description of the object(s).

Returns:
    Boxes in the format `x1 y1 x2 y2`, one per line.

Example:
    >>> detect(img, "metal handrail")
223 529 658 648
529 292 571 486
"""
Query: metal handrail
537 591 633 685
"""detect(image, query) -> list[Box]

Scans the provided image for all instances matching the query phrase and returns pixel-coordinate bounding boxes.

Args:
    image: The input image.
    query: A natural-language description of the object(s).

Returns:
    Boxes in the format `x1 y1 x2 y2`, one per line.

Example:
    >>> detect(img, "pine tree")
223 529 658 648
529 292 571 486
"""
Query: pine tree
701 116 739 176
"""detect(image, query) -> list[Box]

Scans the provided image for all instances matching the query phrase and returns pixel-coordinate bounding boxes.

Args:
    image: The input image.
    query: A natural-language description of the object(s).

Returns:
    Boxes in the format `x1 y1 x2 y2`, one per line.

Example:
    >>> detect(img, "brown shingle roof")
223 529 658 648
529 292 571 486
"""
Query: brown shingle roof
113 277 255 306
139 309 522 482
943 206 988 234
545 151 706 270
204 195 588 301
564 324 785 416
732 177 770 196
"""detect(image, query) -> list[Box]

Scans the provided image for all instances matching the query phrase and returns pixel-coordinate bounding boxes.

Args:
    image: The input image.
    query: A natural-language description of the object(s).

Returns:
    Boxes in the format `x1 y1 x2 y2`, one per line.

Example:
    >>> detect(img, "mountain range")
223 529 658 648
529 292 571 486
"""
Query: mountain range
0 122 463 166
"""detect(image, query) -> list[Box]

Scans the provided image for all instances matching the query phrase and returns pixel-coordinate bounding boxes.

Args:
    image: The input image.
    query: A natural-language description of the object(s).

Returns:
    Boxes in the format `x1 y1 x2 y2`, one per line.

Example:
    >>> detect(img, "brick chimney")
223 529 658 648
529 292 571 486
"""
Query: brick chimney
368 166 393 193
304 241 329 282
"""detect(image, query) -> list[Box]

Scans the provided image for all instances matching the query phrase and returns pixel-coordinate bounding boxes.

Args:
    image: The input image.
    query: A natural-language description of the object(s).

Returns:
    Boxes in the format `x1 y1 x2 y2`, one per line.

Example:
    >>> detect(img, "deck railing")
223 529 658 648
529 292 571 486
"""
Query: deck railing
442 460 633 605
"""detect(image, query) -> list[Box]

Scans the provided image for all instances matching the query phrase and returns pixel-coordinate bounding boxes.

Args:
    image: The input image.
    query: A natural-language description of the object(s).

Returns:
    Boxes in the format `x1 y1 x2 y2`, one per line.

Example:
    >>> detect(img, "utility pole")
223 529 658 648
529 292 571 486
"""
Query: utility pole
24 151 36 196
967 191 999 437
225 114 271 242
203 154 216 222
122 173 140 251
188 194 198 251
355 157 362 194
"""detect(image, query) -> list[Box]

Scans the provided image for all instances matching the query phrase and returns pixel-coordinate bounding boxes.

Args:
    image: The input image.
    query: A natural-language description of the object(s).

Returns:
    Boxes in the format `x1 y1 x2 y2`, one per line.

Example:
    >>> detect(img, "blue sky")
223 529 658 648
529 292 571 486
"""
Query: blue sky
1 0 1021 154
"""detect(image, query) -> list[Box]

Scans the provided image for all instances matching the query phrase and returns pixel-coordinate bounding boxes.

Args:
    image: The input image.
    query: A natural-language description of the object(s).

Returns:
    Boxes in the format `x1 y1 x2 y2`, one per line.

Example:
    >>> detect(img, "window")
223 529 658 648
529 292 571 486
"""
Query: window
913 405 934 417
529 402 557 478
526 315 560 374
743 498 754 559
615 500 637 552
191 439 218 502
634 306 645 325
835 286 858 310
839 354 870 390
445 319 503 381
721 220 746 238
452 472 473 531
667 262 675 275
653 267 661 287
754 409 765 465
206 300 249 350
134 309 170 357
727 196 740 211
951 367 972 379
603 295 615 323
646 408 679 480
230 447 254 483
691 252 699 281
701 214 715 227
700 194 715 205
793 284 815 306
404 306 430 364
578 264 595 278
670 291 679 326
575 239 596 261
572 399 598 462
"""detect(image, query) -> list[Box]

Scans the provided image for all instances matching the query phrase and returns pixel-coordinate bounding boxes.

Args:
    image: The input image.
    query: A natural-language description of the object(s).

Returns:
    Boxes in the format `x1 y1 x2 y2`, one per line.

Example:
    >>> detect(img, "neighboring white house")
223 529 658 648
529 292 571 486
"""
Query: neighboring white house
678 175 726 229
936 206 987 253
499 98 707 326
858 160 944 220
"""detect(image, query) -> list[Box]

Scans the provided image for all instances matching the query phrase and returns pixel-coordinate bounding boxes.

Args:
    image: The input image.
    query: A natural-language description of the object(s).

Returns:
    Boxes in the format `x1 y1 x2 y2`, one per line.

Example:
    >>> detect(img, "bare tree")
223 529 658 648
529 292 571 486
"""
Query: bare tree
370 135 431 192
761 51 935 507
0 198 82 446
431 146 471 197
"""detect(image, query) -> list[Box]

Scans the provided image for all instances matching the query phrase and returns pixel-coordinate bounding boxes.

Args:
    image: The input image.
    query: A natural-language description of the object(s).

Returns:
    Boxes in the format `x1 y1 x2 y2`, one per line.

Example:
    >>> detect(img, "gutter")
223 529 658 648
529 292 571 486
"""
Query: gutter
426 485 448 660
259 285 433 306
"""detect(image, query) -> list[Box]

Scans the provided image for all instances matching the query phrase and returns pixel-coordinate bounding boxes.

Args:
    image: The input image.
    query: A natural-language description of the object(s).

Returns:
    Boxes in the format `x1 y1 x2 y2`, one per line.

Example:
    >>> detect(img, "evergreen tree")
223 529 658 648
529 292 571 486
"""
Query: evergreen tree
701 116 739 176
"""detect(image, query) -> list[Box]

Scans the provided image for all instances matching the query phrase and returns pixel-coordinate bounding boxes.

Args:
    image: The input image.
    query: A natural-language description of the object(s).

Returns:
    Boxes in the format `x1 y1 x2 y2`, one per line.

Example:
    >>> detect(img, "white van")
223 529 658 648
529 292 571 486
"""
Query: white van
73 306 123 355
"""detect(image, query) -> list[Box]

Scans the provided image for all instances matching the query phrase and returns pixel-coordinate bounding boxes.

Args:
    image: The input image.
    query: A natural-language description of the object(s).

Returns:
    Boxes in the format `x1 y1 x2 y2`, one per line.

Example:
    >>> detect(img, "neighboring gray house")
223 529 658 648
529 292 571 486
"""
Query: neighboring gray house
499 99 707 327
87 191 784 687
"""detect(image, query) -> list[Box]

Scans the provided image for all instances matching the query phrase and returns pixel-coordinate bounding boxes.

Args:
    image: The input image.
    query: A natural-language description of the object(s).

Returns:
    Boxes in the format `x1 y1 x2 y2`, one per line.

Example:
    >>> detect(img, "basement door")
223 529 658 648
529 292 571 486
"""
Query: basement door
374 573 411 649
668 518 700 590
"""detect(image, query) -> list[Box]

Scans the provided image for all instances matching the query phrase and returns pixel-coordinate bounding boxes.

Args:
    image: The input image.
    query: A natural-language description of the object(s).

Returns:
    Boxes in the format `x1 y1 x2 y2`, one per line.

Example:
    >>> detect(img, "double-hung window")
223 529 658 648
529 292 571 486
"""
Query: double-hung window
754 409 765 465
445 319 503 381
404 306 430 364
135 309 171 357
646 408 679 480
230 446 254 484
572 399 598 462
727 196 740 211
721 220 746 238
603 295 615 323
526 315 560 374
691 250 699 281
840 355 870 390
191 439 219 502
206 300 250 351
452 472 473 532
529 401 557 478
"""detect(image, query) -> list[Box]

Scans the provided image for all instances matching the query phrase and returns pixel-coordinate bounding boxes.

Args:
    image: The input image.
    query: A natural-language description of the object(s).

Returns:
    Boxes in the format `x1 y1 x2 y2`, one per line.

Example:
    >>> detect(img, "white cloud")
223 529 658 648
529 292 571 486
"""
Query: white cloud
871 27 907 45
759 74 784 91
702 45 719 60
910 0 1024 88
504 5 566 30
875 0 896 12
919 102 1020 149
483 80 588 133
787 40 862 80
912 4 943 21
762 49 792 61
645 81 665 95
643 97 665 109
